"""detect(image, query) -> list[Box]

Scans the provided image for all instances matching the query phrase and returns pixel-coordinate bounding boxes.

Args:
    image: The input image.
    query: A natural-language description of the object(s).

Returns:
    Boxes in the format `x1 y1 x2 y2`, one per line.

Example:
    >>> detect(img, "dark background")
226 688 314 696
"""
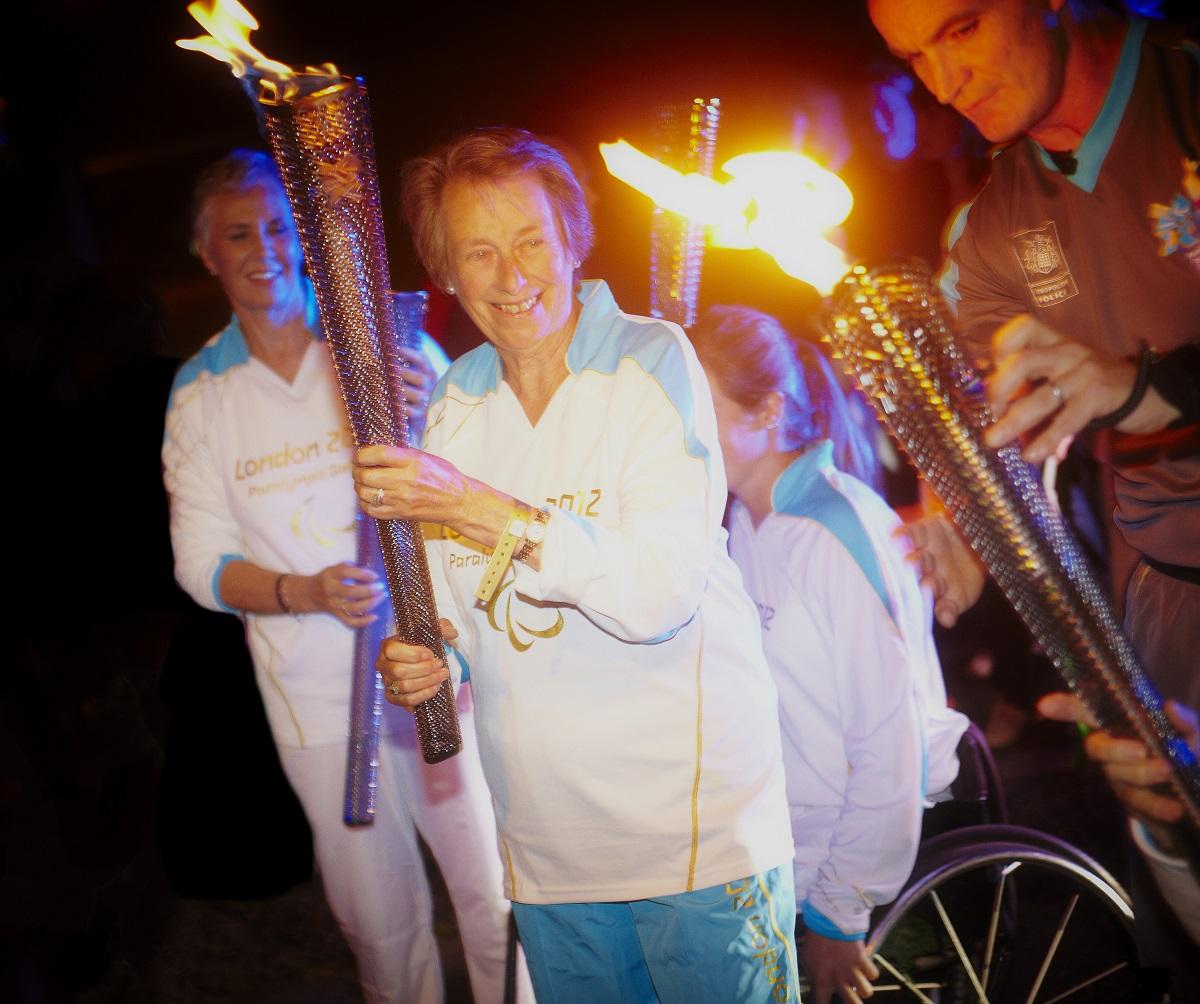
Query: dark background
2 0 899 360
4 2 1186 1001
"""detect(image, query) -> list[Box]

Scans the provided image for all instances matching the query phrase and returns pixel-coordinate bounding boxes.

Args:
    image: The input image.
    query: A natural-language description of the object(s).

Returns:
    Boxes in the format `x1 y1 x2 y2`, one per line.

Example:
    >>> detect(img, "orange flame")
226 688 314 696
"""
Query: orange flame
176 0 296 87
599 139 853 296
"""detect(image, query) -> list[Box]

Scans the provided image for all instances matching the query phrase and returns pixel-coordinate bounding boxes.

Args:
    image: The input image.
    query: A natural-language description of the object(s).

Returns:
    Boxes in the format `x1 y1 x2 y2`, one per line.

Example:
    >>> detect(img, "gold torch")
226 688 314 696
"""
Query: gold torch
825 261 1200 867
178 2 461 787
603 145 1200 867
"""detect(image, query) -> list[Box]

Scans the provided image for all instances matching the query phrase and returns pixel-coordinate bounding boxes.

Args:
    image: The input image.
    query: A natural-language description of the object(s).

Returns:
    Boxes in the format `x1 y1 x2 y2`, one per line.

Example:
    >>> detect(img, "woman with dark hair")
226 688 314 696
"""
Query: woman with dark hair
356 128 798 1003
162 150 519 1004
690 305 968 1004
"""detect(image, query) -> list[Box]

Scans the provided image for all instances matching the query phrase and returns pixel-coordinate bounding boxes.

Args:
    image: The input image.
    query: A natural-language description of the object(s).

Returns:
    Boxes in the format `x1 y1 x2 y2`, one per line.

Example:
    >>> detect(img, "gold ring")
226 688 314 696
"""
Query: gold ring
387 681 403 697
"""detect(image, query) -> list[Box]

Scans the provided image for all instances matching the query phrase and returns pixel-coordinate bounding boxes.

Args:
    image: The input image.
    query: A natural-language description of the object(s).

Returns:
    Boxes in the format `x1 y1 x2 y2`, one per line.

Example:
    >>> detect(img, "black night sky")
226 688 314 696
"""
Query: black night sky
6 1 893 357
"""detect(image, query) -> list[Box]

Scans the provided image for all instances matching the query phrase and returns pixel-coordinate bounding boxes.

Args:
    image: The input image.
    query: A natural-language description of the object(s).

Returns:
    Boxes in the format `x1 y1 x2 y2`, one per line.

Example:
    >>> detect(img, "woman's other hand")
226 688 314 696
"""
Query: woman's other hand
803 932 878 1004
293 562 387 628
378 618 459 709
397 344 437 442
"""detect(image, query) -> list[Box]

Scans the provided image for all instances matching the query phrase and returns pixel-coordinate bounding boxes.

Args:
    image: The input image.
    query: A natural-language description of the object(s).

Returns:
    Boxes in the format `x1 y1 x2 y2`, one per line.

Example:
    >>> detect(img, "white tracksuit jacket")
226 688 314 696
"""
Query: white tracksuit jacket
730 443 968 938
163 306 448 749
422 280 794 905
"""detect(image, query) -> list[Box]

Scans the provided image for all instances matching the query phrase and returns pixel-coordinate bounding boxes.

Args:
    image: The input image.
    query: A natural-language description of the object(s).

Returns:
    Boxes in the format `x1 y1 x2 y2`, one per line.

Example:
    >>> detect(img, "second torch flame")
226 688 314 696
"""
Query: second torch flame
600 139 853 296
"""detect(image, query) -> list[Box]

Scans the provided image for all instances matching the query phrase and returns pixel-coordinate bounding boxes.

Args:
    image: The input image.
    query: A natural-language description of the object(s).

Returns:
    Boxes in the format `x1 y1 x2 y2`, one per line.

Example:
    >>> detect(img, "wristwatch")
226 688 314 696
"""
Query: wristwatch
514 506 551 564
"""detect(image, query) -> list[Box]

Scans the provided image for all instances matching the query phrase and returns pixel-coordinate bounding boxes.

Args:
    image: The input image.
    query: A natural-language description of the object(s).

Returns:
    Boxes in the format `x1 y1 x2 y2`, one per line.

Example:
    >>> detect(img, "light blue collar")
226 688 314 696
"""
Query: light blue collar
1034 18 1147 192
770 441 835 515
565 280 620 374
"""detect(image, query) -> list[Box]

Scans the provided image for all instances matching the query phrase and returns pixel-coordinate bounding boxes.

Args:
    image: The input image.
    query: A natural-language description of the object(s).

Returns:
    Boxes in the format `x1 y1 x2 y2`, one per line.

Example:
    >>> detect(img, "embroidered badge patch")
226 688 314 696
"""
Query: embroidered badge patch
1010 220 1078 308
1148 159 1200 264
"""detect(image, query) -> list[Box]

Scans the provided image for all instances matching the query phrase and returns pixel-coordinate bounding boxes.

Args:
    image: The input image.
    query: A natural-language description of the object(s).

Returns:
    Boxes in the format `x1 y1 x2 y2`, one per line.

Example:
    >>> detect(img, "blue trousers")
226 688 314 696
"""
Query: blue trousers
512 863 799 1003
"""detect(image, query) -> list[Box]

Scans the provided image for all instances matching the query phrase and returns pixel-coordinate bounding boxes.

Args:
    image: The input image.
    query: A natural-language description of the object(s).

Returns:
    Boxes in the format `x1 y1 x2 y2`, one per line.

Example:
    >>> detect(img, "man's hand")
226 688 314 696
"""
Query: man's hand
803 932 878 1003
896 514 985 627
1037 692 1199 825
984 316 1179 463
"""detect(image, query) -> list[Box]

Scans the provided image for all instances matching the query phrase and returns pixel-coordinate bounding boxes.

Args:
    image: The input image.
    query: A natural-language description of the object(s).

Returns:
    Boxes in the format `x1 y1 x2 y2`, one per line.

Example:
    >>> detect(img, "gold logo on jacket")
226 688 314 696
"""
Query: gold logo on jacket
485 570 563 653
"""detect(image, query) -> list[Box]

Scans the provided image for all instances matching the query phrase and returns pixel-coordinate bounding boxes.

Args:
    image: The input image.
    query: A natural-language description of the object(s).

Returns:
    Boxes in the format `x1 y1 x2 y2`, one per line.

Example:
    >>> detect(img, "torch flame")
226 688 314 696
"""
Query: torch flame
600 139 853 296
600 140 736 227
176 0 296 85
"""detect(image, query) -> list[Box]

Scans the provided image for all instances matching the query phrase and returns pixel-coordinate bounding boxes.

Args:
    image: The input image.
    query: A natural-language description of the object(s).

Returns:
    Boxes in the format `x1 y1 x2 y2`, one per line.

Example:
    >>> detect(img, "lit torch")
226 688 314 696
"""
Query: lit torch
825 263 1200 868
605 146 1200 868
600 138 853 296
178 2 462 794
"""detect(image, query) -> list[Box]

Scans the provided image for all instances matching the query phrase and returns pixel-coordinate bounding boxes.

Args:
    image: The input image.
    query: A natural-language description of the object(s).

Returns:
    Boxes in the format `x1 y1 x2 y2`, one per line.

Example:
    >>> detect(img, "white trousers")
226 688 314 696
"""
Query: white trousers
279 686 530 1003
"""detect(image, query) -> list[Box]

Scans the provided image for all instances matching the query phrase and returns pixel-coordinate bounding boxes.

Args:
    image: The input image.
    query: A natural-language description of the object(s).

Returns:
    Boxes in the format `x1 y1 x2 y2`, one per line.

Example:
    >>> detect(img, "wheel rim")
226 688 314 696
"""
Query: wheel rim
868 833 1138 1003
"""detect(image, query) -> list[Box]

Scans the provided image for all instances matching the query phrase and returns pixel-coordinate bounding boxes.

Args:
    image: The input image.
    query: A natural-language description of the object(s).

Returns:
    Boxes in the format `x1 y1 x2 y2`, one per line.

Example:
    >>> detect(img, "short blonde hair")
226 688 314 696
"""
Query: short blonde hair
401 127 594 290
190 149 283 247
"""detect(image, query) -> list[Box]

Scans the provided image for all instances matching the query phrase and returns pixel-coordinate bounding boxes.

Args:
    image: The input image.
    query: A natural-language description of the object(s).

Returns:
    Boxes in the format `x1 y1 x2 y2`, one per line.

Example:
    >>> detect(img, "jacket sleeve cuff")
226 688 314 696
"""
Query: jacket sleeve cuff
212 553 244 613
449 645 470 686
802 901 867 942
1129 817 1186 868
1129 818 1200 944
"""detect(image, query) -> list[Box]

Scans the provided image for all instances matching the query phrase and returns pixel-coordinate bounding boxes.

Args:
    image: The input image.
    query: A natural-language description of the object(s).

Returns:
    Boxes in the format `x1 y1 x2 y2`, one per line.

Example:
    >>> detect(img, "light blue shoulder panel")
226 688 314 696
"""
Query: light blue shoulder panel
429 340 500 408
167 316 251 408
567 281 711 472
772 442 895 624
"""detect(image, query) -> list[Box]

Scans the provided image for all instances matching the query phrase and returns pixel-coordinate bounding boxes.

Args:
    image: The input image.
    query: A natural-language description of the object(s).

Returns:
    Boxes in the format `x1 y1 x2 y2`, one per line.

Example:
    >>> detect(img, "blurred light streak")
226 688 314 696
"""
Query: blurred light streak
600 139 853 295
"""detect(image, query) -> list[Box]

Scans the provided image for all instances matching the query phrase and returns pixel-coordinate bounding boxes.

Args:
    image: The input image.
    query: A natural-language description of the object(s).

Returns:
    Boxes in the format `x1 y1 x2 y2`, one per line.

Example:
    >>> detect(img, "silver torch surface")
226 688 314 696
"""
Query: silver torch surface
826 261 1200 869
259 78 462 792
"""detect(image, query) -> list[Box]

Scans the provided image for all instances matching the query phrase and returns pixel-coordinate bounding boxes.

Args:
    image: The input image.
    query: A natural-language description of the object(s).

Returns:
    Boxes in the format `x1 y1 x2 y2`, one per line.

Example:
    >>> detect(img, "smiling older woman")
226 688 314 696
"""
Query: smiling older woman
351 127 799 1002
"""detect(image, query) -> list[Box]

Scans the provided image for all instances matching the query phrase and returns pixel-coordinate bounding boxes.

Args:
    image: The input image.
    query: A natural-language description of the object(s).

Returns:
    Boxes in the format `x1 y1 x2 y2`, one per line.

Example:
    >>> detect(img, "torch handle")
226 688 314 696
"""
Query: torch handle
345 513 386 824
376 517 460 762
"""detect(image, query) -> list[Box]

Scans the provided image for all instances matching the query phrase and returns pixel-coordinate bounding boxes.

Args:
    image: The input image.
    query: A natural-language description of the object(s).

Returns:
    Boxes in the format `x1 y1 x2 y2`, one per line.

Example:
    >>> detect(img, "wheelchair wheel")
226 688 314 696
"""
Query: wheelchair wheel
868 825 1140 1003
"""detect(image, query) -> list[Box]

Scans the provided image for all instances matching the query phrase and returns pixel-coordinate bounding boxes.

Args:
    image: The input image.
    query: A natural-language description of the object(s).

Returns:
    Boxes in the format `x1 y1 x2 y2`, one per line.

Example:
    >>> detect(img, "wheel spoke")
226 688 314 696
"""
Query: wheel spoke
872 835 1140 1004
1024 893 1078 1004
980 860 1019 988
869 984 943 994
872 952 937 1004
1040 962 1129 1004
930 889 992 1004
